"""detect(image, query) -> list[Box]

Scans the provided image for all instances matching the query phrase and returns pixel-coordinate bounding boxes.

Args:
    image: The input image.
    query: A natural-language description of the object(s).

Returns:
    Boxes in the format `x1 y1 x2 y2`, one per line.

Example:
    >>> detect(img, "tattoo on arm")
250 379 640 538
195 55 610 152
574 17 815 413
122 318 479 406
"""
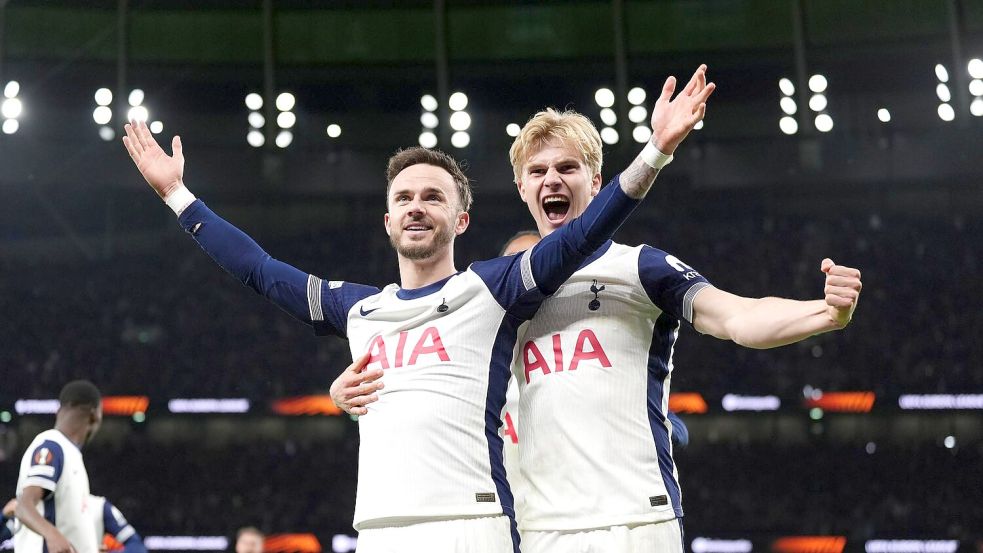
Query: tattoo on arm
618 154 662 199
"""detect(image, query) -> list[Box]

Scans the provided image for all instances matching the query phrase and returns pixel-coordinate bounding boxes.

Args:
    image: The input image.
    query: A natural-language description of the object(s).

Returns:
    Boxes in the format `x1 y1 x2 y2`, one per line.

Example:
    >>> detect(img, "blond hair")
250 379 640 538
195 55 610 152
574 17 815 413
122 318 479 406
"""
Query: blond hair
508 108 603 184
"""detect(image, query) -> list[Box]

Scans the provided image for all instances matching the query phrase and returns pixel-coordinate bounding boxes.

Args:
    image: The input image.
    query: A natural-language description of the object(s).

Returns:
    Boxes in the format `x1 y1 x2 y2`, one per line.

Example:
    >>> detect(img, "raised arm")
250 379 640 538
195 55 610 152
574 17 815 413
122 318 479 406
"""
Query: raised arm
692 258 862 349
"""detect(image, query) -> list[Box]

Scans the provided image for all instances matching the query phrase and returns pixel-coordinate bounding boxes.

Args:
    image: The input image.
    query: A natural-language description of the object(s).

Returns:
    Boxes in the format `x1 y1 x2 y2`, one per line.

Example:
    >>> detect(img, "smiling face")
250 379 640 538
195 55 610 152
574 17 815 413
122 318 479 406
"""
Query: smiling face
384 163 469 260
516 139 602 237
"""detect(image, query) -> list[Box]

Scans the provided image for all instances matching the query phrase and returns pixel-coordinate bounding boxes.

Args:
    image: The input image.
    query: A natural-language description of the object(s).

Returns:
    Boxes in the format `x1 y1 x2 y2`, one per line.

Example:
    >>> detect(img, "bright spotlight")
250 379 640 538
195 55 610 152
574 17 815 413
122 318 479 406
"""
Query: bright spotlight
943 435 956 449
506 123 521 137
937 103 955 121
92 106 112 125
94 88 113 106
815 113 834 132
694 119 704 130
972 98 983 116
628 106 647 123
99 126 116 141
247 130 265 147
275 92 295 112
935 64 949 83
808 74 828 93
451 131 470 148
780 97 797 115
248 111 265 129
779 78 795 96
150 121 164 134
632 125 652 143
2 98 23 119
420 112 439 129
877 108 891 123
326 124 341 138
600 126 619 145
3 81 19 99
936 84 951 102
627 87 646 105
420 94 438 112
594 88 615 108
128 89 145 107
275 130 293 148
968 59 983 80
969 79 983 97
127 106 149 123
277 111 296 129
245 93 263 111
2 119 18 134
448 92 468 111
809 94 828 112
449 111 471 131
418 131 437 148
599 108 617 126
779 116 798 135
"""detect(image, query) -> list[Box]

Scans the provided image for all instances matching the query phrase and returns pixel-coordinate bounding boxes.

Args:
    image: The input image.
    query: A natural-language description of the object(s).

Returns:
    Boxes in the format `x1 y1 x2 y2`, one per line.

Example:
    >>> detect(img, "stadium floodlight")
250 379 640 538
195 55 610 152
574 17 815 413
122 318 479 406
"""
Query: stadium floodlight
128 89 144 107
0 411 10 423
943 435 956 449
506 123 520 137
865 442 876 454
326 124 341 138
420 112 438 129
780 96 797 115
247 130 265 147
93 106 112 125
969 79 983 97
628 105 647 123
451 131 470 148
132 412 146 423
809 407 824 420
778 77 795 96
808 74 828 93
2 119 18 134
245 93 263 111
936 84 951 102
95 88 113 106
808 94 827 112
627 87 646 105
632 125 651 143
935 63 949 83
150 121 164 134
599 108 617 126
248 111 265 129
448 92 468 111
275 92 295 112
275 130 293 148
277 111 296 129
418 131 437 148
594 88 615 108
1 97 22 119
815 113 833 132
937 103 955 121
449 111 471 131
968 58 983 80
600 126 618 144
99 126 115 141
420 94 438 112
3 80 19 99
971 98 983 116
694 119 704 130
877 108 891 123
127 105 149 123
779 116 798 135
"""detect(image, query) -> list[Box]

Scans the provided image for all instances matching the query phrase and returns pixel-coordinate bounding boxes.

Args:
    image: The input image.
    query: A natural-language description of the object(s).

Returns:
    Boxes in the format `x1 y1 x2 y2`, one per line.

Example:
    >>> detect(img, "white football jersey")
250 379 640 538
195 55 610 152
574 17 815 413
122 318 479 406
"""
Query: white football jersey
16 430 99 553
89 496 137 545
512 242 710 531
500 371 525 522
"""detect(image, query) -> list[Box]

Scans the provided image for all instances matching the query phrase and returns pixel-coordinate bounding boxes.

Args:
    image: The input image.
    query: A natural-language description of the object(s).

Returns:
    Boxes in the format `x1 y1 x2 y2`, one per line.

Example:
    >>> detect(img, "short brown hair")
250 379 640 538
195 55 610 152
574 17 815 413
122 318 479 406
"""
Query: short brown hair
509 108 603 184
386 147 473 212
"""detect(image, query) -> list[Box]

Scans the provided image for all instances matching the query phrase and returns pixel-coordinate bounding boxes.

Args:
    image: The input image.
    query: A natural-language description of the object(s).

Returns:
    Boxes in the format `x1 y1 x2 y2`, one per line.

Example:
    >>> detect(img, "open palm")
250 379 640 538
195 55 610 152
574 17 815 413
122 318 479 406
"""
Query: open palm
122 121 185 200
651 64 716 154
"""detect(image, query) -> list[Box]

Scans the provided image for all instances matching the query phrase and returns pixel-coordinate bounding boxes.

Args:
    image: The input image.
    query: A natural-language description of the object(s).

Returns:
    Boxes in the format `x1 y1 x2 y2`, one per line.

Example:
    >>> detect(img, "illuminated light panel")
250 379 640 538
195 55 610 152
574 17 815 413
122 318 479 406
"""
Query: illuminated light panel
691 538 753 553
594 87 615 108
865 540 959 553
244 93 263 111
167 399 250 414
272 395 343 416
332 535 357 553
780 96 797 115
420 94 438 112
149 121 163 134
506 123 521 137
803 391 875 412
420 112 438 129
937 103 955 121
449 111 471 131
14 399 59 414
94 88 113 106
326 124 341 138
968 58 983 80
898 394 983 410
628 105 648 123
451 131 470 148
721 394 780 412
668 393 708 414
93 106 112 125
600 126 618 145
418 131 437 148
773 537 846 553
632 125 651 143
143 537 229 551
448 92 468 111
264 535 322 553
275 92 296 112
2 119 19 134
102 396 150 416
599 108 617 126
877 108 891 123
247 130 265 148
275 130 293 148
1 98 23 119
779 116 798 135
779 77 795 96
128 89 144 107
935 64 949 83
627 87 646 105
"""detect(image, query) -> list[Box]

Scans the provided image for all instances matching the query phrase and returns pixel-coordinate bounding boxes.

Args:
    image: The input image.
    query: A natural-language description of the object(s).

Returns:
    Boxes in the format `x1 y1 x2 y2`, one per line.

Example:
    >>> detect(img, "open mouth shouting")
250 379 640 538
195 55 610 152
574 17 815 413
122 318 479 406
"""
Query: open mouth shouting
542 194 571 224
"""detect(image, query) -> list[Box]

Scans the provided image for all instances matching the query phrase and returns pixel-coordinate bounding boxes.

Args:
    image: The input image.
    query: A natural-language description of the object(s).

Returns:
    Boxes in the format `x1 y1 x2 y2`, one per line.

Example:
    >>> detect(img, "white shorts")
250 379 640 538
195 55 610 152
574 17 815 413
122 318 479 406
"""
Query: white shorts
520 518 684 553
356 515 517 553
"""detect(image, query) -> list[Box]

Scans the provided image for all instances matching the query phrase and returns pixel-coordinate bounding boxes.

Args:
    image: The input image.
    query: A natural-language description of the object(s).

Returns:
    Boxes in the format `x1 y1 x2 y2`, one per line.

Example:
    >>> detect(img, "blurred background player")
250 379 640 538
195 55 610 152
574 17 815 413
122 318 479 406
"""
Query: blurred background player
1 496 147 553
1 499 17 544
15 380 104 553
234 527 264 553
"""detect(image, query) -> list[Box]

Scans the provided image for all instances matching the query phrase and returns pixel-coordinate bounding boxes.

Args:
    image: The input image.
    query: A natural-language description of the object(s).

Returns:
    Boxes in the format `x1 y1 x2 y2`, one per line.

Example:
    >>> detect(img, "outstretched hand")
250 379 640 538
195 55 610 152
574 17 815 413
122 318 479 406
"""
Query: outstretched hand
651 64 716 155
122 121 185 200
821 258 862 328
330 352 384 416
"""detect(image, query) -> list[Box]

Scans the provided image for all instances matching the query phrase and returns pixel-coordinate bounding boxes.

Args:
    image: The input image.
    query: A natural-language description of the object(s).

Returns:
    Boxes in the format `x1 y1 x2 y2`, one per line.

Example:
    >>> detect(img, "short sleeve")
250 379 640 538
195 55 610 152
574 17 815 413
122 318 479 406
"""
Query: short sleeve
103 501 136 544
639 246 711 324
310 277 381 337
22 440 65 493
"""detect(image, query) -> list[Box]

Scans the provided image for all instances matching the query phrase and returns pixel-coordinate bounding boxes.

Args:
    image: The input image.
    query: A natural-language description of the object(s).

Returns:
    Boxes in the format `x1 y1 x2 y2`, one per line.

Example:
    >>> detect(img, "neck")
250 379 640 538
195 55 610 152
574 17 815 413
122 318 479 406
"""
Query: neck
397 247 457 290
54 416 86 448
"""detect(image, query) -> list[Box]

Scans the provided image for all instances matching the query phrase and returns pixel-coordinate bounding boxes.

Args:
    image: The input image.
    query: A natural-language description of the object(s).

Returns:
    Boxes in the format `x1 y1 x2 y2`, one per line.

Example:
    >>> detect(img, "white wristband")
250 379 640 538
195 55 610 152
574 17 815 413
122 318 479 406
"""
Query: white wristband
640 141 674 170
164 186 197 216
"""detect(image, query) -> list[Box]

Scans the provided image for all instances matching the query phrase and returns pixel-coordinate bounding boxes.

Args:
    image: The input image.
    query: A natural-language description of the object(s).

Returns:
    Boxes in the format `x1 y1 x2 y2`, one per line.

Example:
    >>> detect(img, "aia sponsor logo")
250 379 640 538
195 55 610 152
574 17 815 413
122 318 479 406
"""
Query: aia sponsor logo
522 329 611 383
364 326 450 369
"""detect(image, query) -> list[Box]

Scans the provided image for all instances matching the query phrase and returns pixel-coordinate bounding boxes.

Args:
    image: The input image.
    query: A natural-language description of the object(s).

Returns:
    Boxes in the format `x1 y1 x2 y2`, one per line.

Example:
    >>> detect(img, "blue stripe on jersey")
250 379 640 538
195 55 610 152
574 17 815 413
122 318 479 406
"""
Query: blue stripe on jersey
646 312 684 518
41 494 56 553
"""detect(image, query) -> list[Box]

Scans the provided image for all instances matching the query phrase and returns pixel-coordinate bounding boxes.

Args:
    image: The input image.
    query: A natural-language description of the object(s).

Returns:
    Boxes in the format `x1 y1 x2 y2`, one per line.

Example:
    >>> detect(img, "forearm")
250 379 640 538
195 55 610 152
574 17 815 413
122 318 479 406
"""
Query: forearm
618 152 663 200
726 297 842 349
14 501 59 543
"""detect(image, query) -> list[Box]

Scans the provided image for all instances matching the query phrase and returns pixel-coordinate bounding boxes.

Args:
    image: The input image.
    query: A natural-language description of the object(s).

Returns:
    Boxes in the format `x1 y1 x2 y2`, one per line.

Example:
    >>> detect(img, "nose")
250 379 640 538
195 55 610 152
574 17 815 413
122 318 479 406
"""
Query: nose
406 196 425 217
543 166 563 189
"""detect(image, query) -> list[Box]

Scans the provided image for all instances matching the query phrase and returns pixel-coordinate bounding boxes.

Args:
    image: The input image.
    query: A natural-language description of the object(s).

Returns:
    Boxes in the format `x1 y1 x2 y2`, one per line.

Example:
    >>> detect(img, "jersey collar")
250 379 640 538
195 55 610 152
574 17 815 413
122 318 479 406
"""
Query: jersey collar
395 272 461 300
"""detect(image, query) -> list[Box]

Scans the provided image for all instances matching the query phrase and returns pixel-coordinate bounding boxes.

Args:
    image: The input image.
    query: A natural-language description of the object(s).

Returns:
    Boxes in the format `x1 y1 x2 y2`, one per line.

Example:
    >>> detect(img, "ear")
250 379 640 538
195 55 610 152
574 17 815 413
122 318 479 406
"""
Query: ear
590 172 602 197
455 211 470 235
384 212 392 237
516 177 527 200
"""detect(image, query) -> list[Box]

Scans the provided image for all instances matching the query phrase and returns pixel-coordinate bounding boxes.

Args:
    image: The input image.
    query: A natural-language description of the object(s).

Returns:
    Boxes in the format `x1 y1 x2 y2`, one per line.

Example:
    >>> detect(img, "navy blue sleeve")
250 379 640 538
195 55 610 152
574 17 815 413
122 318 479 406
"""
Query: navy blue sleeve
0 515 13 542
312 279 381 338
177 200 379 337
639 246 711 325
102 500 147 553
22 440 65 496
